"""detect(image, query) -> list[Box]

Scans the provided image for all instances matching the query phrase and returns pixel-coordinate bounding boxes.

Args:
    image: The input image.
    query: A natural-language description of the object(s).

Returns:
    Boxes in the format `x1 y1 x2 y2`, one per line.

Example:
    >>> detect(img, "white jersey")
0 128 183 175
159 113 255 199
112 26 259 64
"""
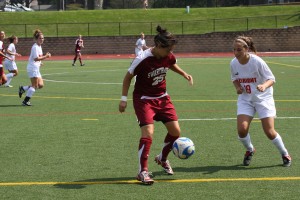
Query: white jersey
5 43 16 61
230 54 275 102
27 43 43 71
135 38 146 56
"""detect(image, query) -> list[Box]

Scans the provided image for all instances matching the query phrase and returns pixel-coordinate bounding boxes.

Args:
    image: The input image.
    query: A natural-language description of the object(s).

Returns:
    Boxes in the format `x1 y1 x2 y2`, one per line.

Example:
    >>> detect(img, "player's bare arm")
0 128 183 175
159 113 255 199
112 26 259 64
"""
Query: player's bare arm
257 79 274 92
119 72 134 113
233 80 243 94
170 64 193 86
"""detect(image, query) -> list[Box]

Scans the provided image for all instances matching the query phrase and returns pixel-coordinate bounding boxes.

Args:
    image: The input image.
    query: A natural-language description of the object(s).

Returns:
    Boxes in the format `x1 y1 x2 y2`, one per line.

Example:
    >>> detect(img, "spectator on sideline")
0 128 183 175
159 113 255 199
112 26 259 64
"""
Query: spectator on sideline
230 35 291 167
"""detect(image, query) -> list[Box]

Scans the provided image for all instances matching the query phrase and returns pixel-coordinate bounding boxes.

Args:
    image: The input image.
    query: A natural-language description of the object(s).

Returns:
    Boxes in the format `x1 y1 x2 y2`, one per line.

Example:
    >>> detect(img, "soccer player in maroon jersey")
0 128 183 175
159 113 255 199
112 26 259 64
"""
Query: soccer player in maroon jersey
0 31 13 86
119 25 193 185
72 34 84 66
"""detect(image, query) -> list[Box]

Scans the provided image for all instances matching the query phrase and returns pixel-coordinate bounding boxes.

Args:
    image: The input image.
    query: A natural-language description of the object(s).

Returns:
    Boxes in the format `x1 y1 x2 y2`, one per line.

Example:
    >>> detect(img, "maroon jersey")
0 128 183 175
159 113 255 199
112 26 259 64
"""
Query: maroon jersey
128 48 176 99
75 39 83 52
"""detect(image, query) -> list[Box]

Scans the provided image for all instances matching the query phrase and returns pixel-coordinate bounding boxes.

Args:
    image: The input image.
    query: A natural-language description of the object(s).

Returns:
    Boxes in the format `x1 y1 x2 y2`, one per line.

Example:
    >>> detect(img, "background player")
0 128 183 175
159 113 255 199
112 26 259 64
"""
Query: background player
19 29 51 106
4 35 21 88
72 34 85 66
135 32 148 56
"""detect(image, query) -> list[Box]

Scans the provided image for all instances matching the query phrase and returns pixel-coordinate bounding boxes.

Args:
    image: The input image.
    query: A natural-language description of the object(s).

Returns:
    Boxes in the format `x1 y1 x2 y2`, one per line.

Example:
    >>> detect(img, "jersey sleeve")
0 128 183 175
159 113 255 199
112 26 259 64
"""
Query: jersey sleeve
257 57 275 83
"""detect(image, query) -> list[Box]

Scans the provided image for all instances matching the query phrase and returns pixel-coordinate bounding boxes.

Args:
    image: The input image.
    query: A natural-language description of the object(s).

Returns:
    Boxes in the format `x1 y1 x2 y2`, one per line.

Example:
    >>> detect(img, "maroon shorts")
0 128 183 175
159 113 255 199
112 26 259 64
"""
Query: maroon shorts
133 95 178 126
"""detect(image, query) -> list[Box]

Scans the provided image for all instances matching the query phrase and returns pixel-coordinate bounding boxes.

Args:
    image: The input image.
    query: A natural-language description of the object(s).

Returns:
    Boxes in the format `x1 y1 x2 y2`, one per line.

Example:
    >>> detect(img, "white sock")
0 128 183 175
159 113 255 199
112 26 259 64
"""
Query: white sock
4 73 14 86
272 133 289 156
23 85 30 91
26 87 36 97
238 133 254 152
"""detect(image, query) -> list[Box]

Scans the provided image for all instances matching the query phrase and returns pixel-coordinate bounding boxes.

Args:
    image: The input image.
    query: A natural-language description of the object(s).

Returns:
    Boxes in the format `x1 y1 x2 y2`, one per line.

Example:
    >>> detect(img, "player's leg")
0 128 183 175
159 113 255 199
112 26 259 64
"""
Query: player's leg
261 117 291 167
4 69 17 87
72 51 78 66
136 124 154 184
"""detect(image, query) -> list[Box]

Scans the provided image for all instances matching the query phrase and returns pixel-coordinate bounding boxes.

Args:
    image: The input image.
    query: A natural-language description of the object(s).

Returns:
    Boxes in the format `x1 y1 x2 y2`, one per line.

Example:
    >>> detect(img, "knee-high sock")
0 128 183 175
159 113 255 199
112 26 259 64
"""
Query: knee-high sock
272 133 289 156
238 133 254 152
26 87 36 98
4 73 14 86
138 137 152 173
159 133 179 161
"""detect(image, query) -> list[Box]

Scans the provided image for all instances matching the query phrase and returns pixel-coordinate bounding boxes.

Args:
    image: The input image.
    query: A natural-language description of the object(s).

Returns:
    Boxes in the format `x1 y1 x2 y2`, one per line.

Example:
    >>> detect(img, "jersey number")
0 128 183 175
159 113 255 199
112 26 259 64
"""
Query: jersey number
152 75 165 86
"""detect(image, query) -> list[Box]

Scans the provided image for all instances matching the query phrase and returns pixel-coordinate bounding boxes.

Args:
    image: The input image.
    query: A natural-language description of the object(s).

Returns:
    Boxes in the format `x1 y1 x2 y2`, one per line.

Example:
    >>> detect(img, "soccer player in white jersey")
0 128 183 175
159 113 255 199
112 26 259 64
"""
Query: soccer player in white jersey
230 36 291 167
119 26 193 185
134 32 148 56
4 35 21 88
19 29 51 106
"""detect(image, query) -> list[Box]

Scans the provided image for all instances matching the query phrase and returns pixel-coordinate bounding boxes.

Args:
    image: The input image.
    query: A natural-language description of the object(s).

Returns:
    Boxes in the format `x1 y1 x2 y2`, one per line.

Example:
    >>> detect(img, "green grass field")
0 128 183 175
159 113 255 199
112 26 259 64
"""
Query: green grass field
0 56 299 199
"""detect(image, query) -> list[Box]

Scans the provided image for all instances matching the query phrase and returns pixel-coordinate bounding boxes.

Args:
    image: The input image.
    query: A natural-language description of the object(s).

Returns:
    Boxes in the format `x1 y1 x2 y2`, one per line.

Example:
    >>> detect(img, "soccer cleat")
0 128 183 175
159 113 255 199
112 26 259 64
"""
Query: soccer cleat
282 155 292 167
136 171 154 185
243 149 255 166
81 64 85 66
22 101 31 106
72 64 75 66
154 155 174 175
4 85 13 88
18 86 25 98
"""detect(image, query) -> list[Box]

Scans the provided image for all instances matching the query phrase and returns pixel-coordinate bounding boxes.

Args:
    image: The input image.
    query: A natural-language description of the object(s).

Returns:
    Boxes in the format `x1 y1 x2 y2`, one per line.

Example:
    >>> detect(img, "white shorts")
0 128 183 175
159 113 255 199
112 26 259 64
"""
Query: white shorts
237 98 276 119
4 60 17 71
27 69 42 78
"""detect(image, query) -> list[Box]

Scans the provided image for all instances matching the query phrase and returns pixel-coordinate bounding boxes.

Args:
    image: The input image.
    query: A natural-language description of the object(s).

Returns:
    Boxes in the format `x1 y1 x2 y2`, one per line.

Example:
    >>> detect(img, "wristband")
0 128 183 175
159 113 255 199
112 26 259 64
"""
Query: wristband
121 96 127 101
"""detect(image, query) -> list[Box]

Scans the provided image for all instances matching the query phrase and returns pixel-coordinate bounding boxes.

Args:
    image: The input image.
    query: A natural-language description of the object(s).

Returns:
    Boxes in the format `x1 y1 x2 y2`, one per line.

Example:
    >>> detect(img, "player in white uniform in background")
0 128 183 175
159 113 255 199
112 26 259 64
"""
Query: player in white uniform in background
18 29 51 106
135 32 148 56
4 35 21 88
230 36 291 167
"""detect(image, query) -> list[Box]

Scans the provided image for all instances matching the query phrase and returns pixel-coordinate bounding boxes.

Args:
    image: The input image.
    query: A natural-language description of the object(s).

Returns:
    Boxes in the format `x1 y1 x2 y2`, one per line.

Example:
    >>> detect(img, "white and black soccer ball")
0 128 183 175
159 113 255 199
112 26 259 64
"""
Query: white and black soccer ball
172 137 195 159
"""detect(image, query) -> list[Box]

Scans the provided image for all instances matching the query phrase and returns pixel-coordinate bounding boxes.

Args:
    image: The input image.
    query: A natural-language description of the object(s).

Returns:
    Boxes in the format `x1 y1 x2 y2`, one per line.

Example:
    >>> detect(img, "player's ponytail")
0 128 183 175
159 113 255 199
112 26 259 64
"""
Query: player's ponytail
235 36 257 54
154 25 177 48
33 29 43 39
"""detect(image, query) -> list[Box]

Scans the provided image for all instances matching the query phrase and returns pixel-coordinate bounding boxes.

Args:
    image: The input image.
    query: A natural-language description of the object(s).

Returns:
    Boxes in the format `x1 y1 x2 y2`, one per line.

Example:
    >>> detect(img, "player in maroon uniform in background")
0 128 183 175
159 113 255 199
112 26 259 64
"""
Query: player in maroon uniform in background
0 31 13 86
72 34 85 66
119 25 193 185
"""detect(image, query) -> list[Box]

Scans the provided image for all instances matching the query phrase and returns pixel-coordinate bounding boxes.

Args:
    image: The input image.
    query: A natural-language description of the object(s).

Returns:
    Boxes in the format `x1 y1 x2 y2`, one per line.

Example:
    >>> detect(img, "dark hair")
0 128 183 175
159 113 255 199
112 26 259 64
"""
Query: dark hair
8 35 17 43
33 29 43 39
234 36 257 54
154 25 177 48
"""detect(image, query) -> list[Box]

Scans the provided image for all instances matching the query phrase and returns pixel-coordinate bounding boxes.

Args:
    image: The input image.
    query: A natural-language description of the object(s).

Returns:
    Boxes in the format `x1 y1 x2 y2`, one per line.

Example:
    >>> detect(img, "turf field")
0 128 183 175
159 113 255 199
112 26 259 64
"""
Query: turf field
0 56 299 199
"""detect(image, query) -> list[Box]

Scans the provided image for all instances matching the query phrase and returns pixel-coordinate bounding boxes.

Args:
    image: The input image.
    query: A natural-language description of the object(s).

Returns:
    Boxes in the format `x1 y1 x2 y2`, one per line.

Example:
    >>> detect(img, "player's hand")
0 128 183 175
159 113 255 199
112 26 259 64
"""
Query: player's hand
236 86 243 94
46 52 51 58
119 101 127 113
187 75 193 86
257 84 266 92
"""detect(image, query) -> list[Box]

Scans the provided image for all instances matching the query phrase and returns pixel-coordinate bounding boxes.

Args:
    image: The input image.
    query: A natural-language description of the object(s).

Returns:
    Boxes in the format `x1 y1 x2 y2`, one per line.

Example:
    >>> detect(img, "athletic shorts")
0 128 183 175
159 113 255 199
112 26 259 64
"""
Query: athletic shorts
133 95 178 126
27 68 42 78
237 98 276 119
4 60 17 71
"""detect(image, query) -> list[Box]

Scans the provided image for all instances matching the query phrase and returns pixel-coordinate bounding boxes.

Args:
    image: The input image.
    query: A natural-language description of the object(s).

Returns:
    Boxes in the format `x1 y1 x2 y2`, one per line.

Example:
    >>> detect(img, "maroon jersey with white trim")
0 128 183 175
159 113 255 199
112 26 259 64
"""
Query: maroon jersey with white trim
128 48 176 99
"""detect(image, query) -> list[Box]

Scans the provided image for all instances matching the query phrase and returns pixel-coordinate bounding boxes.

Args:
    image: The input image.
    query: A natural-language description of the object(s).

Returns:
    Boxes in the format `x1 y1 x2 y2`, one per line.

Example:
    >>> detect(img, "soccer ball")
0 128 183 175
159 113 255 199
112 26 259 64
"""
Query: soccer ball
172 137 195 159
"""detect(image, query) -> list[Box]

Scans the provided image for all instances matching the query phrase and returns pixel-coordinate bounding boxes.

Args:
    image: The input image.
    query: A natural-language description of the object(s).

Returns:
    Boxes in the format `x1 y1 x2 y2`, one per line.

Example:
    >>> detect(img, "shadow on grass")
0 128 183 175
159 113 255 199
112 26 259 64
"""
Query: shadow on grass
53 177 143 189
0 105 23 107
53 164 282 189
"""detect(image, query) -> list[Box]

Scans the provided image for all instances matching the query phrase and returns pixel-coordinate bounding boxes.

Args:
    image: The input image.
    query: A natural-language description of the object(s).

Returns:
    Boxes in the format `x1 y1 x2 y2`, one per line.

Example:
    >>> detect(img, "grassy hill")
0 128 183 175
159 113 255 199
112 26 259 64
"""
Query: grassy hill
0 5 299 37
